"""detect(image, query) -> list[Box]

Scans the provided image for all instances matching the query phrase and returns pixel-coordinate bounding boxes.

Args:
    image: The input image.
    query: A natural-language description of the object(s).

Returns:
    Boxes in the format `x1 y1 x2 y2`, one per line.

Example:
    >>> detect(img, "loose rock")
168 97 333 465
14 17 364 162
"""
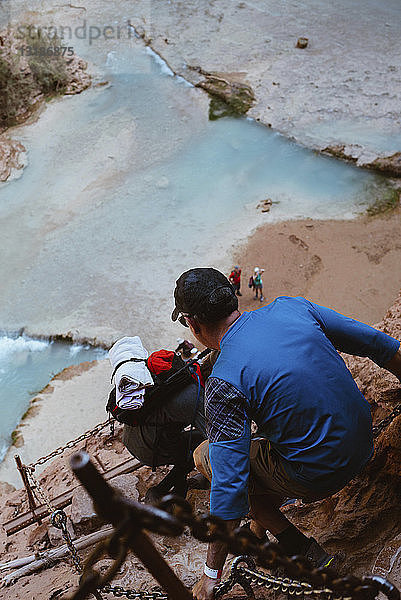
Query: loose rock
0 136 26 182
196 74 255 119
257 198 273 212
296 37 309 48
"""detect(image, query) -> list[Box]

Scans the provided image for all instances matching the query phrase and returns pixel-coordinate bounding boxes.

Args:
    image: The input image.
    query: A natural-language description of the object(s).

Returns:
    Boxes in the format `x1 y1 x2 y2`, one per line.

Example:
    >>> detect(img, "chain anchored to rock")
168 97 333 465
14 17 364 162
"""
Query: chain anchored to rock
51 510 83 574
63 451 400 600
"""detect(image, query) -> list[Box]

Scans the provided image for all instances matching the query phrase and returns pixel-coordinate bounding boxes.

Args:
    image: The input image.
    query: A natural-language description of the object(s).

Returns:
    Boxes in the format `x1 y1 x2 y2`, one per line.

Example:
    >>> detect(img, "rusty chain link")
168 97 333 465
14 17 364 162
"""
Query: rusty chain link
51 509 83 574
102 589 168 600
25 466 83 574
25 464 57 515
372 403 401 438
27 419 114 470
214 555 325 599
69 490 399 600
154 495 393 600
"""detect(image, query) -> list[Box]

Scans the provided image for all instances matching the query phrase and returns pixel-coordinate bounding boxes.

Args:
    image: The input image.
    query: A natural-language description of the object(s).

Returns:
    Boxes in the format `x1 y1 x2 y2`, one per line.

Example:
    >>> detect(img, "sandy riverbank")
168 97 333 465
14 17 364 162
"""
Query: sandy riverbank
0 360 111 489
234 207 401 326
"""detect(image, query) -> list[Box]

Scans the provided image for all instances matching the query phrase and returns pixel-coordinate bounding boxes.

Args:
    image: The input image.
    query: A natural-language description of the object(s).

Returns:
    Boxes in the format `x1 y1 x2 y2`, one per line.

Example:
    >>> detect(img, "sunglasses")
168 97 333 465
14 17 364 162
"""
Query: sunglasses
178 313 191 327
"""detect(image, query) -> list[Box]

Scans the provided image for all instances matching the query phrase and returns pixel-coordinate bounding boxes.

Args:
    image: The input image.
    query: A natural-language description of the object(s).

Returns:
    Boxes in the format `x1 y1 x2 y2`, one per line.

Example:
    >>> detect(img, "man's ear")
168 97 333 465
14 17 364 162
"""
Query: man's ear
186 316 201 334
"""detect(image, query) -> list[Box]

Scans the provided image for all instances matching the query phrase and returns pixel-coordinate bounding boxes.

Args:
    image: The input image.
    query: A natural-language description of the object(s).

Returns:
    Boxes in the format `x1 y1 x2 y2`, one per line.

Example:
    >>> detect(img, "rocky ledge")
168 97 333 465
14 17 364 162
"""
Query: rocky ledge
323 145 401 178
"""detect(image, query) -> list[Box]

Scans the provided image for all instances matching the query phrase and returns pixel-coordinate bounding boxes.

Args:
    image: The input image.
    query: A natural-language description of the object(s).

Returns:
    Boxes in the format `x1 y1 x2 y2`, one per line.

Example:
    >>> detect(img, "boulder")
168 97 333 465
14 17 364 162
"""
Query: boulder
196 74 255 120
70 486 101 537
296 37 309 49
28 523 50 549
70 474 139 536
110 474 139 502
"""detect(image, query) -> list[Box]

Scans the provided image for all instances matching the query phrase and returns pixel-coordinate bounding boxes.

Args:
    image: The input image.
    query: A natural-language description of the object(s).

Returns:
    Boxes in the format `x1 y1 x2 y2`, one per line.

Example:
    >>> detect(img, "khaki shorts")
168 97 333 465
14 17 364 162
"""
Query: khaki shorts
193 438 324 503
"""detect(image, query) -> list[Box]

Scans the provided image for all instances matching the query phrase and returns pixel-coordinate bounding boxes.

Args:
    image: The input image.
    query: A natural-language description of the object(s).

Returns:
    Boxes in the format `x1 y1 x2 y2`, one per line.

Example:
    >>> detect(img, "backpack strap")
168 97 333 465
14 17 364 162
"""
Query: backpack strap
110 357 146 384
163 347 212 386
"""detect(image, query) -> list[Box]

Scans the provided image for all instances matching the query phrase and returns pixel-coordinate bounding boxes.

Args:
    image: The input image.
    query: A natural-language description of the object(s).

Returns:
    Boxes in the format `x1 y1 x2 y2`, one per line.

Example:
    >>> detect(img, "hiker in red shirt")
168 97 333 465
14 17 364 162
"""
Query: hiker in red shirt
229 265 242 296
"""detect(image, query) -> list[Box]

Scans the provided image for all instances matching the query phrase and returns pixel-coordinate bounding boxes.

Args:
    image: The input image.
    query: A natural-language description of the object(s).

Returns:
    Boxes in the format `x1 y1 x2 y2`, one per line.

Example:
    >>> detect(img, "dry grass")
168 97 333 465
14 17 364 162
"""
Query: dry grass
0 26 69 129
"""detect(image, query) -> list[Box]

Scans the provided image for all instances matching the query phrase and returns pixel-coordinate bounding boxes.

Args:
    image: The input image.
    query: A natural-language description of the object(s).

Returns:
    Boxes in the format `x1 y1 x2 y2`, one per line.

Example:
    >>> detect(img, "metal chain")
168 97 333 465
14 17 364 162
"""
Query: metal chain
27 419 113 470
51 509 83 573
26 465 57 514
72 493 395 600
214 556 346 599
372 403 401 438
25 466 83 574
154 495 389 600
102 586 168 599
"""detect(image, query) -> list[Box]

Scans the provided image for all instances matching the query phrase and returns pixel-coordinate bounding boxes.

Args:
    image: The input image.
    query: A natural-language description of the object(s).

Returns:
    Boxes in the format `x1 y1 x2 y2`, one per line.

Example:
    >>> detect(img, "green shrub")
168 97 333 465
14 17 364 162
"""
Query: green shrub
366 187 400 216
0 52 31 128
0 26 69 129
24 31 68 95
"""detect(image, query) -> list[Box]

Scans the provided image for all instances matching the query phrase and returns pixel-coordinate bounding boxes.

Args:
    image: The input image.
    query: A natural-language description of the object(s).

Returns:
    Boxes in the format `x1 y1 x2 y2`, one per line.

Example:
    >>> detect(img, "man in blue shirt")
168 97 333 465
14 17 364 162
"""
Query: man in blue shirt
171 268 401 600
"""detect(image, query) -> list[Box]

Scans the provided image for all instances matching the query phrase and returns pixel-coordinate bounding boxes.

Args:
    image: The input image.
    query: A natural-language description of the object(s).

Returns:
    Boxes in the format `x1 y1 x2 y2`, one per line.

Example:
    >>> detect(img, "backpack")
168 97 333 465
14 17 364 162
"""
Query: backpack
248 276 254 288
106 349 207 426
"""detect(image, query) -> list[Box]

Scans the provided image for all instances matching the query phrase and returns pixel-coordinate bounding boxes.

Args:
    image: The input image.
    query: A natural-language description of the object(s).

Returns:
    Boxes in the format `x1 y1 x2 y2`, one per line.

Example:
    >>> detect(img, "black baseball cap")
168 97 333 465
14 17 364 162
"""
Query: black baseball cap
172 268 238 324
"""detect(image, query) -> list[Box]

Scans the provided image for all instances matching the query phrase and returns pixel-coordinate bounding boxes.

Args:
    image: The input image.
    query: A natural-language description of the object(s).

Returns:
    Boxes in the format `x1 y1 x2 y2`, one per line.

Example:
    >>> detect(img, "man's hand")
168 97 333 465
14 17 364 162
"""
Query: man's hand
192 574 217 600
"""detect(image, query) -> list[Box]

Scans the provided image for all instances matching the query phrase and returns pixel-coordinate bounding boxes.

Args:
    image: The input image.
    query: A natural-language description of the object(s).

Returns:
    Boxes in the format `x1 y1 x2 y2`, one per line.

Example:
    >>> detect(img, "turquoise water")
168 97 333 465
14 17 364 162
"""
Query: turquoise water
0 36 395 458
0 42 393 351
0 335 105 462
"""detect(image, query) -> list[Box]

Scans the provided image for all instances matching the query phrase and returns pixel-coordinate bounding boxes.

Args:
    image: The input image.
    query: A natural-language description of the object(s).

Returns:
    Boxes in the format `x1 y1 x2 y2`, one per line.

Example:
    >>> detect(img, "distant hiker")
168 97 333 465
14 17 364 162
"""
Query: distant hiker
229 265 242 296
253 266 264 301
107 336 211 501
170 268 401 600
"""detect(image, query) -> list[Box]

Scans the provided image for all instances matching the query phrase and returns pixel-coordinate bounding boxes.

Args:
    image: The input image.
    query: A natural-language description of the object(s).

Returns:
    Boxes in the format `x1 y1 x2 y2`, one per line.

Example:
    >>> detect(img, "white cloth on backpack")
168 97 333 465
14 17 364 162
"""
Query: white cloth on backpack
108 336 154 410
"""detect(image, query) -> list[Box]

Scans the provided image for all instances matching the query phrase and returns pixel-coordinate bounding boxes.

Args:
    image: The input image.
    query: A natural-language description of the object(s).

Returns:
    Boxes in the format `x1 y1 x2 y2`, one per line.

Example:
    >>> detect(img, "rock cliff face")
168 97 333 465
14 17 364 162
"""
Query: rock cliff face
285 290 401 585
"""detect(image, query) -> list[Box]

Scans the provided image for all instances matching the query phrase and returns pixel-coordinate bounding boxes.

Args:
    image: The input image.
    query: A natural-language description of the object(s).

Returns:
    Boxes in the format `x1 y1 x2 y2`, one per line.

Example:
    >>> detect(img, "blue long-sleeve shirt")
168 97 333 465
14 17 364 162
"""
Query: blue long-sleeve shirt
207 297 400 520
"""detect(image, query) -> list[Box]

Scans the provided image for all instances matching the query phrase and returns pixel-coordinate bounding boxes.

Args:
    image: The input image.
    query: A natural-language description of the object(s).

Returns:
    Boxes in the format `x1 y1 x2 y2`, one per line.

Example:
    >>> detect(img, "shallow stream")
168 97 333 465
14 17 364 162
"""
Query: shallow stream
0 13 397 462
0 0 398 474
0 39 394 349
0 335 105 462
